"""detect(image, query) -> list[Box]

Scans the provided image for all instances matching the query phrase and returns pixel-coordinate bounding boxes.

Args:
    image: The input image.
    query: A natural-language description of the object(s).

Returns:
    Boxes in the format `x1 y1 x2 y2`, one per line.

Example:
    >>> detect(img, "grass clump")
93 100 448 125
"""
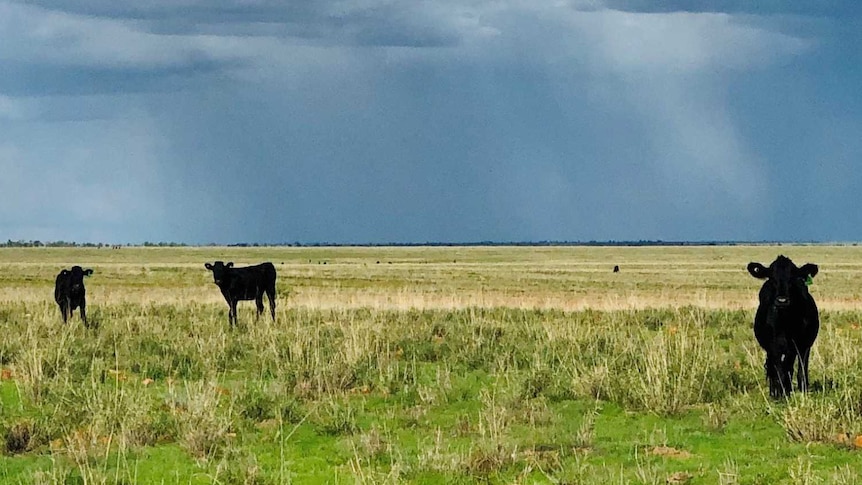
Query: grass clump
626 323 716 415
780 388 862 447
313 398 360 436
172 381 237 460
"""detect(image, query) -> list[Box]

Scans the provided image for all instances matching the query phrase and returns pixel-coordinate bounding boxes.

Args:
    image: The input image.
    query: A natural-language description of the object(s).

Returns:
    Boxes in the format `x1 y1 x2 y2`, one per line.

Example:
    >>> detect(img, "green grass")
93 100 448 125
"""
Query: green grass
1 246 862 483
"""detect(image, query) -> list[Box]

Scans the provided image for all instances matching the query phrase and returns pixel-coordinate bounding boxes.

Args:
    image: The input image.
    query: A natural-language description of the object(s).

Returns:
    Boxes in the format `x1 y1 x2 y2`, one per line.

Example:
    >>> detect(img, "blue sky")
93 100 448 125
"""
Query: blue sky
1 1 860 244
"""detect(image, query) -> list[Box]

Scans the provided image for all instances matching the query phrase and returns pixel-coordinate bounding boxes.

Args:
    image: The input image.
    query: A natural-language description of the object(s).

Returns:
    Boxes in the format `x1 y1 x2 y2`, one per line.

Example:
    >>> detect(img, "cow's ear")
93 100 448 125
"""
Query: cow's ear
747 262 769 279
799 263 818 279
60 269 69 276
205 263 213 271
226 262 234 268
84 269 94 276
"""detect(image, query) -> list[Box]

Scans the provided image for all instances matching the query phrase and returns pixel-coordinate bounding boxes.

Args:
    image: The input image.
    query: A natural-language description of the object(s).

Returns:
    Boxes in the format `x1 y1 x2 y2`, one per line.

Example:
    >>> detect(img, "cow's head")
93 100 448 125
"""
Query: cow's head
204 261 234 285
748 255 818 308
66 266 94 292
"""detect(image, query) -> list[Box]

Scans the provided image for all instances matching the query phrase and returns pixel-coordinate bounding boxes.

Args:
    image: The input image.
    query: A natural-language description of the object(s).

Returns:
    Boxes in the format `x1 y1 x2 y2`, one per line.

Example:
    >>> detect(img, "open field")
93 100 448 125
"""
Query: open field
3 245 862 311
2 245 862 483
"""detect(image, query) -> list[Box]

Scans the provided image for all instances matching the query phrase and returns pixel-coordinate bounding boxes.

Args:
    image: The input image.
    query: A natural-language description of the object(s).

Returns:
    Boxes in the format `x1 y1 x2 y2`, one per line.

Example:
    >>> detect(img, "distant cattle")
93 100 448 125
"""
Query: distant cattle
54 266 93 326
613 265 620 273
747 255 820 398
205 261 277 326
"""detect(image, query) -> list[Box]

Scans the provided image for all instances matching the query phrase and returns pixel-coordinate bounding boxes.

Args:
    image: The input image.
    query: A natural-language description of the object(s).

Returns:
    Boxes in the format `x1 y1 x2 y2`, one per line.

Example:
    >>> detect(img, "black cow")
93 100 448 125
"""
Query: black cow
613 265 620 273
54 266 93 326
205 261 277 326
747 255 819 398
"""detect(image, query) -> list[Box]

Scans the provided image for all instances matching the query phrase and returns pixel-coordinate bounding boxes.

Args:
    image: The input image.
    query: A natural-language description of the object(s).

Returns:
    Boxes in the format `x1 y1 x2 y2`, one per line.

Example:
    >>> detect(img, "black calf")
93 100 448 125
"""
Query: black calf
205 261 277 326
748 255 819 398
54 266 93 326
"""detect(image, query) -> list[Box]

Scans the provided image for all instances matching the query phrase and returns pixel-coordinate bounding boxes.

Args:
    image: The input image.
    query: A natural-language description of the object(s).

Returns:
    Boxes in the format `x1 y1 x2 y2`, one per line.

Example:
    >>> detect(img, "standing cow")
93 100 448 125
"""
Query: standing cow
54 266 94 326
205 261 277 326
747 255 819 398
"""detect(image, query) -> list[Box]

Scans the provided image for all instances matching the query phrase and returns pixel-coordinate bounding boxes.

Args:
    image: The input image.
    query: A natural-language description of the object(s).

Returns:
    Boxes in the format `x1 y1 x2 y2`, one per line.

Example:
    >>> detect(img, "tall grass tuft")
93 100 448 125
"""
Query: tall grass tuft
781 387 862 445
628 323 715 414
172 380 237 460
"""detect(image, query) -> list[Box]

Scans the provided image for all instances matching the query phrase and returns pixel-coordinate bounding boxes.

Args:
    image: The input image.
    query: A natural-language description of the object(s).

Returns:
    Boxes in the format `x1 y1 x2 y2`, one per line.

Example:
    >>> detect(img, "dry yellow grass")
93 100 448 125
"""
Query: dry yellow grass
1 244 860 311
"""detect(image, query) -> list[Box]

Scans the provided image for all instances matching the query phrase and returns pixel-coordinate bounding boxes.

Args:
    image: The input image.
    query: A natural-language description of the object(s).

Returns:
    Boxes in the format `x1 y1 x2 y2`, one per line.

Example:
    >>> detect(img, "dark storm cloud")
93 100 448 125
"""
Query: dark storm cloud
4 0 319 21
6 0 469 47
146 36 773 244
0 2 250 96
0 1 475 97
3 0 862 243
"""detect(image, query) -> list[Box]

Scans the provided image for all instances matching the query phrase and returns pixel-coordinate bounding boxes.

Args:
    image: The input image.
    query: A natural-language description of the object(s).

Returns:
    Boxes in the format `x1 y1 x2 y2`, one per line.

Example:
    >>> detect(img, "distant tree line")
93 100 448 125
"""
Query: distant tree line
0 240 187 248
1 239 97 248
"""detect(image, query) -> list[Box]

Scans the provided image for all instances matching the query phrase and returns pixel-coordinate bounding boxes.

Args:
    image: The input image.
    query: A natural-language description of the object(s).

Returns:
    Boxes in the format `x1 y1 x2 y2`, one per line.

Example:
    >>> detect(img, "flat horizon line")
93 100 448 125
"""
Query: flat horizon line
3 239 860 248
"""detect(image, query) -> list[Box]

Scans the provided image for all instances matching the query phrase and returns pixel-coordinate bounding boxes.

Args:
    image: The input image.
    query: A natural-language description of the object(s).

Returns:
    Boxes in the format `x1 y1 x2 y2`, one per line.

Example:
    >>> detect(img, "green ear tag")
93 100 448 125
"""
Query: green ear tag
805 275 813 286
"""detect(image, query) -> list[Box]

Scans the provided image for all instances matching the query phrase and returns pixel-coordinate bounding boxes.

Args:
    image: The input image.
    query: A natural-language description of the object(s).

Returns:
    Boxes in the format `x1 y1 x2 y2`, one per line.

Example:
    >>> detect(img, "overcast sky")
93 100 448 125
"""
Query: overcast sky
2 1 860 244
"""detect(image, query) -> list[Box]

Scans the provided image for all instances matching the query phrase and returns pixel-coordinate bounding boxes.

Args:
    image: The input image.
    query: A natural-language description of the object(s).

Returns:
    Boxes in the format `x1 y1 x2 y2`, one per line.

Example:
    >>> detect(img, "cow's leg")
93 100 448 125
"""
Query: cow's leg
779 352 796 397
229 300 238 327
765 356 782 398
80 301 88 328
266 287 276 321
797 347 811 392
766 351 795 398
59 303 69 323
255 295 265 319
66 298 73 323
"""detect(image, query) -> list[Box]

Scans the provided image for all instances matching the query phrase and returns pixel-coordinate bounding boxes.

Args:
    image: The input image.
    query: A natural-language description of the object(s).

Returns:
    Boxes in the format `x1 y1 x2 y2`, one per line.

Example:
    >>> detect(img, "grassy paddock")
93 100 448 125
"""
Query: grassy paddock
0 245 862 483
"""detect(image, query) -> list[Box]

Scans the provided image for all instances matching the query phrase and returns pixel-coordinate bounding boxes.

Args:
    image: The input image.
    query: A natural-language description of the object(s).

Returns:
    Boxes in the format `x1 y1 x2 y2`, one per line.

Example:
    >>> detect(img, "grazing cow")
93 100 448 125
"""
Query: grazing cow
747 255 819 398
205 261 277 326
54 266 93 326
